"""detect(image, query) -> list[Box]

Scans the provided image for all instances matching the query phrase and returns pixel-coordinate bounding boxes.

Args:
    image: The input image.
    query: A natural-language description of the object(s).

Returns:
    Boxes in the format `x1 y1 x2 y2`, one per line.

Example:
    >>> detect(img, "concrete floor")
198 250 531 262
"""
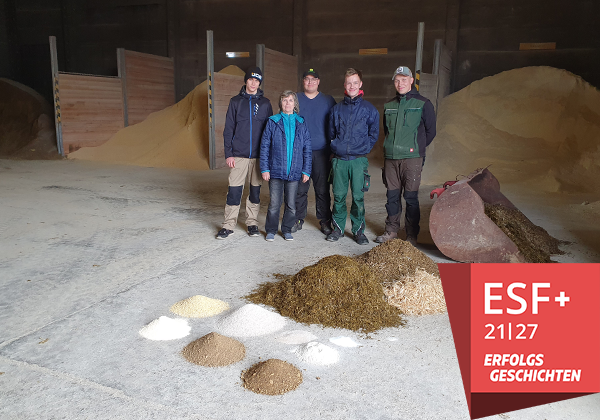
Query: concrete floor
0 158 598 419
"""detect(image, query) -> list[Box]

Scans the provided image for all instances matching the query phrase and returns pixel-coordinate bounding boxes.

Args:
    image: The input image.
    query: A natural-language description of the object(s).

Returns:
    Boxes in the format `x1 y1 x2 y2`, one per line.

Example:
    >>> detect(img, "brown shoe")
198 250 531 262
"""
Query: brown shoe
375 231 397 243
405 235 418 247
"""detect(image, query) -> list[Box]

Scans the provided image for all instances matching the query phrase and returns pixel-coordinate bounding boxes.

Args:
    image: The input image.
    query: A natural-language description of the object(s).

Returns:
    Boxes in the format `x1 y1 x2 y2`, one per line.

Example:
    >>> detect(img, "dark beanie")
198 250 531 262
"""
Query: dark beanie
245 67 263 83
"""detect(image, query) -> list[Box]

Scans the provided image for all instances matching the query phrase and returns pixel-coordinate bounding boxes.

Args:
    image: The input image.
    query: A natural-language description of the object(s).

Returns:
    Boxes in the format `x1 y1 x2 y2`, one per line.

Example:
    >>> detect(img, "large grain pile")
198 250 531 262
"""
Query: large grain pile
484 203 564 263
69 65 245 170
358 240 446 316
182 332 245 367
241 359 303 395
425 67 600 193
246 255 403 333
0 78 58 159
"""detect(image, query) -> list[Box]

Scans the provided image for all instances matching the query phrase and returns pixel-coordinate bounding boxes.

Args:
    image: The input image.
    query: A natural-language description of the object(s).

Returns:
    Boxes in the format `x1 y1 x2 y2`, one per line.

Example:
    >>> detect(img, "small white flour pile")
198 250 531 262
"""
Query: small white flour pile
216 304 286 337
329 336 360 348
293 342 339 365
170 295 229 318
276 330 318 344
139 316 191 340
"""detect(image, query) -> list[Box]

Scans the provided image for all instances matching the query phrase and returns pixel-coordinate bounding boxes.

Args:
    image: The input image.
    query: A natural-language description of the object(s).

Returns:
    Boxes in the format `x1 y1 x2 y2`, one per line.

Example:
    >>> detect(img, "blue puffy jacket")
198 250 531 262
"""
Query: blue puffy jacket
328 93 380 160
223 86 273 159
260 113 312 182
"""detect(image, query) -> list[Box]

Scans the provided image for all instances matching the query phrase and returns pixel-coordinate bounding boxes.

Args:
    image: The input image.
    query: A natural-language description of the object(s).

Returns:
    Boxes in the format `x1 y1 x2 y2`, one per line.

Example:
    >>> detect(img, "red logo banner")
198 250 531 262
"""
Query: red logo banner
440 263 600 419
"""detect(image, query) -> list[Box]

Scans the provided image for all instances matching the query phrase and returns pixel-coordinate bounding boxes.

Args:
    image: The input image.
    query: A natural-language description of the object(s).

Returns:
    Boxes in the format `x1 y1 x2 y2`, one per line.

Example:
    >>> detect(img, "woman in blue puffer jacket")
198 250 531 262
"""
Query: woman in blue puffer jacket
260 90 312 242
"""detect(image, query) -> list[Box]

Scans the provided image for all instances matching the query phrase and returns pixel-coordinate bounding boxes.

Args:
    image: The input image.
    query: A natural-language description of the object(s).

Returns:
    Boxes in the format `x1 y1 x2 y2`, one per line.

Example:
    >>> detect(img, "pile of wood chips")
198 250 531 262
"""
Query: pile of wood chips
357 239 446 316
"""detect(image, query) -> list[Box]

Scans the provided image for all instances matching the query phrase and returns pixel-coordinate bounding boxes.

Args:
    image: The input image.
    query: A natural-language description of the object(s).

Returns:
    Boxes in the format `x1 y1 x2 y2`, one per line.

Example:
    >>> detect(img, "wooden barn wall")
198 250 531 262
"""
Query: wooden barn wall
123 50 175 126
59 74 124 153
213 72 245 169
263 48 299 106
455 0 600 91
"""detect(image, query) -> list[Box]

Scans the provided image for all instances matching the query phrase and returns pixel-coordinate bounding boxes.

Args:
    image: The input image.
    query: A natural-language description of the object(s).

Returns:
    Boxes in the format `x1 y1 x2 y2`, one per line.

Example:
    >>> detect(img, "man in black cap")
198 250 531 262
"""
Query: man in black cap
292 68 337 235
217 67 273 239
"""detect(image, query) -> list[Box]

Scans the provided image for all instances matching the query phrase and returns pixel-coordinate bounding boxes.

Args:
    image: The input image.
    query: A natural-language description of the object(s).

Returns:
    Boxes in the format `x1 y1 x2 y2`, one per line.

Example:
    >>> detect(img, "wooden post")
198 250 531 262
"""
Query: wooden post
415 22 425 92
49 36 64 156
207 30 217 170
256 43 265 87
433 39 442 75
117 48 129 127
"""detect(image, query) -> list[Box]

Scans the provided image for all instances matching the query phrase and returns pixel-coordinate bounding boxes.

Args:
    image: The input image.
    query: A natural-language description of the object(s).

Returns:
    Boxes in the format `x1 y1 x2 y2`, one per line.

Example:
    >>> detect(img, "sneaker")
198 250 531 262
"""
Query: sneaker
216 228 233 240
283 232 294 241
247 225 260 237
320 220 333 235
291 219 304 233
326 227 343 242
265 233 275 242
406 235 418 247
355 231 369 245
375 231 397 243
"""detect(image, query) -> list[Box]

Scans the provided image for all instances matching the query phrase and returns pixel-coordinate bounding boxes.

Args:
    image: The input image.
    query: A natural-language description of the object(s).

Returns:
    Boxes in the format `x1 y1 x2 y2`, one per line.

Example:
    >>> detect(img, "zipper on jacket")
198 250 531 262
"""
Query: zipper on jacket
248 97 253 158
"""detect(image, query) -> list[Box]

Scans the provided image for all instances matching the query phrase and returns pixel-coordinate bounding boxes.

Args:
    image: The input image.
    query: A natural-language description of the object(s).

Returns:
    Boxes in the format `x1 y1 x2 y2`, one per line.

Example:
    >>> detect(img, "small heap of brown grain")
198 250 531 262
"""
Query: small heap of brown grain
246 255 403 333
358 239 446 316
182 332 245 367
241 359 302 395
484 203 564 263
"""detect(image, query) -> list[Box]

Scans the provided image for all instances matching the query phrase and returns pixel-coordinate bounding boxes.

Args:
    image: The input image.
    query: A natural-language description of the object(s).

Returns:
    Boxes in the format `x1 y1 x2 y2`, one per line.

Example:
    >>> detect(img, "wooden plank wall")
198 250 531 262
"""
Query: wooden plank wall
123 49 175 126
419 73 439 112
59 73 123 153
263 47 298 108
213 72 244 169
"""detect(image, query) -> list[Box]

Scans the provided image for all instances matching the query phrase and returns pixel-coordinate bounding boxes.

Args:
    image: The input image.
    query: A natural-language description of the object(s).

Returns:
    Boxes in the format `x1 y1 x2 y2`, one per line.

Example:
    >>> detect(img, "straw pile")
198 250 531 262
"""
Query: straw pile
246 255 403 333
484 203 564 263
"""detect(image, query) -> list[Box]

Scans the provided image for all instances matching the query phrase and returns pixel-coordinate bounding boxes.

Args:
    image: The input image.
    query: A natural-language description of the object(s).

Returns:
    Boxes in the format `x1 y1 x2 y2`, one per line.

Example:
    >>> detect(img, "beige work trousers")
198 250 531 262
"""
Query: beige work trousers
222 157 262 230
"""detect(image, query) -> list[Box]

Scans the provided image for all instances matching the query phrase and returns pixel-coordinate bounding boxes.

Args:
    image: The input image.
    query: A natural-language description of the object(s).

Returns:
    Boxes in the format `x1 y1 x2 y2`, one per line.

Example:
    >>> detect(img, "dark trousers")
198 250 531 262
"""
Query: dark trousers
266 178 299 234
383 157 423 237
295 148 332 223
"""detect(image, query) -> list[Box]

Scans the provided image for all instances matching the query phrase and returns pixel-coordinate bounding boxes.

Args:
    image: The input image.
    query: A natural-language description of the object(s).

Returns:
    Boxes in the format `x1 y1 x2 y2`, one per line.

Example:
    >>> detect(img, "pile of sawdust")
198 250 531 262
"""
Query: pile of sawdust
182 332 245 367
357 239 439 281
383 269 447 315
484 203 564 263
0 78 58 159
241 359 302 395
246 255 403 333
425 67 600 193
69 65 244 170
357 239 446 315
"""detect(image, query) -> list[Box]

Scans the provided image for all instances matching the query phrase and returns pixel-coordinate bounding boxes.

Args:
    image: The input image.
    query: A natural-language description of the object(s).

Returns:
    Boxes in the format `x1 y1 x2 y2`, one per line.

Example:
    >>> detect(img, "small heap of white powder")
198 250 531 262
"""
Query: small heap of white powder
329 336 360 348
216 304 286 337
139 316 191 340
293 342 339 365
170 295 229 318
276 330 318 344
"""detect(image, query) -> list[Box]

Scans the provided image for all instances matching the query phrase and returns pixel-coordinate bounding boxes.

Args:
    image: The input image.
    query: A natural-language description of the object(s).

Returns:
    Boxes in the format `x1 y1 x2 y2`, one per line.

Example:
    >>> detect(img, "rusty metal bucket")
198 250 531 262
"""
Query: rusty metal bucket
429 168 526 263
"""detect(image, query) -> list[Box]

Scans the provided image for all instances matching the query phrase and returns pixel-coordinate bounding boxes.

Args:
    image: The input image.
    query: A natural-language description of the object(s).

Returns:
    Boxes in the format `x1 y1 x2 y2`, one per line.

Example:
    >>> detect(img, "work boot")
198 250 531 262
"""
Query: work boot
291 219 304 233
375 231 397 244
326 226 343 242
216 228 234 240
247 225 260 237
354 222 369 245
320 220 333 235
406 235 418 247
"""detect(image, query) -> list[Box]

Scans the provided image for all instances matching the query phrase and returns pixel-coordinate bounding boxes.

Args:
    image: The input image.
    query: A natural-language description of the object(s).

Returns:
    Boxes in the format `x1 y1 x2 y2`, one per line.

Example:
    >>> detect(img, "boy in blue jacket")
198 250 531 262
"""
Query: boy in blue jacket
260 91 312 241
327 68 379 244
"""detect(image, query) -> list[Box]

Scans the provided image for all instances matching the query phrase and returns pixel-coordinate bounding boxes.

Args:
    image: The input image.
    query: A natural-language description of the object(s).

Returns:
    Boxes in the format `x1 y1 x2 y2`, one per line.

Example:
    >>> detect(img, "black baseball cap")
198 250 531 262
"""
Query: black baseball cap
302 68 319 79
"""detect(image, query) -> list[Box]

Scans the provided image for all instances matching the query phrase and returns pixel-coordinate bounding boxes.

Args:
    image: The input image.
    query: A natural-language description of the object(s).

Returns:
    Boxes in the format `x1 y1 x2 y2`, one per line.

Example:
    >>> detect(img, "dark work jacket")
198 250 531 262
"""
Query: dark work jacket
223 87 273 159
328 93 380 160
383 87 436 159
260 113 312 182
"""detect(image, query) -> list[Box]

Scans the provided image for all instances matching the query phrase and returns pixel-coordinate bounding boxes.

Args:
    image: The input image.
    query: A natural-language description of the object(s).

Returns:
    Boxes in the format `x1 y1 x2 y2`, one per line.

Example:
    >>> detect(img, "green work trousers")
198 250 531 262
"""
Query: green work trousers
331 157 369 235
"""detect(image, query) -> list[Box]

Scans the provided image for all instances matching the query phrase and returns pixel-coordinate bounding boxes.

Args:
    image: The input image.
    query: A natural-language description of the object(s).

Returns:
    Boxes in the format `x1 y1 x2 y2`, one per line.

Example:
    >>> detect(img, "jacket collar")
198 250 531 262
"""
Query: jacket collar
270 112 304 125
343 91 364 105
239 86 264 99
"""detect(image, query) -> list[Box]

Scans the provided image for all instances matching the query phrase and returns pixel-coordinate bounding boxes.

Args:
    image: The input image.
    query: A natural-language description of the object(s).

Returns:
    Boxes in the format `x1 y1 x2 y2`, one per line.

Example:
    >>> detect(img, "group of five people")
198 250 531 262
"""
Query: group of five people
216 64 436 246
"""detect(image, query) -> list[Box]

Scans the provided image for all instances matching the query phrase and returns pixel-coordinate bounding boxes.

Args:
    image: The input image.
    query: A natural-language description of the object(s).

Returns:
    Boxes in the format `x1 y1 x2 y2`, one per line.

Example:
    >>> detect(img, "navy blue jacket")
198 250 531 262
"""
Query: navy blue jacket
328 93 380 160
223 87 273 159
260 113 312 182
